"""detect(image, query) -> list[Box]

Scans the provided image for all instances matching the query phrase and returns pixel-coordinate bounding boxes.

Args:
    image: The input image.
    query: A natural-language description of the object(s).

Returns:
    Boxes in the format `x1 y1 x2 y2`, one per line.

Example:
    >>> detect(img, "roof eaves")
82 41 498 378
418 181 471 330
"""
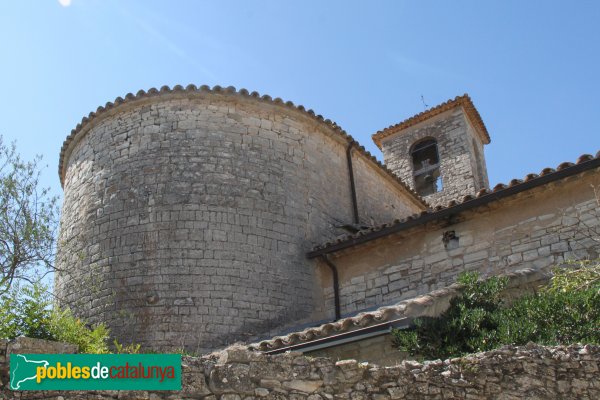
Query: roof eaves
371 94 491 150
249 268 546 353
59 85 427 207
308 152 600 258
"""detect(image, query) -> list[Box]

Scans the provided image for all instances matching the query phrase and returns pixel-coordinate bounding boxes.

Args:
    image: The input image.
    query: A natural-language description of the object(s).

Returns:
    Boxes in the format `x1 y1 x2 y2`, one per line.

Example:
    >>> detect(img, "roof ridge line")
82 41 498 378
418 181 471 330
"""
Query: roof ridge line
371 94 491 149
58 84 427 207
309 151 600 256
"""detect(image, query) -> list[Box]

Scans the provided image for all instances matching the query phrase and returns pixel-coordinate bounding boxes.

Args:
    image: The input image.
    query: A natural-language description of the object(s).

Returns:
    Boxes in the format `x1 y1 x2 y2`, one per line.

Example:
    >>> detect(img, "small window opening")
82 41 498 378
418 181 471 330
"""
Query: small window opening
411 139 442 196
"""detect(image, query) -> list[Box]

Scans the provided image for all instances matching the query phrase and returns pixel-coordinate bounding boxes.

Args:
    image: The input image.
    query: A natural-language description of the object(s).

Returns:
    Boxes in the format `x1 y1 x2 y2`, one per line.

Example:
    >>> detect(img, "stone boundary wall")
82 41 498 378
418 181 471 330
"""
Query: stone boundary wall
319 170 600 317
1 338 599 399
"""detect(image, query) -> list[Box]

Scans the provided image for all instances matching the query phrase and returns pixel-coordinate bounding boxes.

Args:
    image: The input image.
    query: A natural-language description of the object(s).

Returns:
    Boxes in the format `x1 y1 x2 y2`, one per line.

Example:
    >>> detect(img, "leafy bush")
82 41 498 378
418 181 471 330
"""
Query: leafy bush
393 260 600 360
499 260 600 346
393 272 508 360
0 282 54 340
49 308 110 354
112 339 141 354
0 282 110 353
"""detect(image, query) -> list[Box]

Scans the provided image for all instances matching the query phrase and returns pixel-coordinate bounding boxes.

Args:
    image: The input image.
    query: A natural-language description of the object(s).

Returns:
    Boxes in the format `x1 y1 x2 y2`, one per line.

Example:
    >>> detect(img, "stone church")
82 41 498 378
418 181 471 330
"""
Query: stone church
55 85 600 364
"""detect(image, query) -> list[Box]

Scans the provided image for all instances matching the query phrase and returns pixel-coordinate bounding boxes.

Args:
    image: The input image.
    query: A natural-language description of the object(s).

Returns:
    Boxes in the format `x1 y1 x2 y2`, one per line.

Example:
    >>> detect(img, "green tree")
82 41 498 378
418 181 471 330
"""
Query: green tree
0 282 53 340
0 136 59 293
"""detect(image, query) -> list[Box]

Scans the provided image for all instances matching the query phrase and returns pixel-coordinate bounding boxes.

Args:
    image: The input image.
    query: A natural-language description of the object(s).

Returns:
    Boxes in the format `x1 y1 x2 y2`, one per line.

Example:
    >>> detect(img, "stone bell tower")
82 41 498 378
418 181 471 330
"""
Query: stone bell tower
372 94 491 207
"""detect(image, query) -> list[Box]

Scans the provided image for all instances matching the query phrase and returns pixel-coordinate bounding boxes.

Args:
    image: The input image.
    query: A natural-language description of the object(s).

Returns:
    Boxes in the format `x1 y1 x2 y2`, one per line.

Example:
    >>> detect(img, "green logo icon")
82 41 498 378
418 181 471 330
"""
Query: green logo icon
10 354 181 391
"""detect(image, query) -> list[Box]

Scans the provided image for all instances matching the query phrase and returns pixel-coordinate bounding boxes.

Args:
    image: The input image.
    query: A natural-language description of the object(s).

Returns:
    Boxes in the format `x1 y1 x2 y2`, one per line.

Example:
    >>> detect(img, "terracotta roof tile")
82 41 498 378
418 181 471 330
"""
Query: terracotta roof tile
308 151 600 257
372 94 491 149
249 268 546 353
58 85 428 208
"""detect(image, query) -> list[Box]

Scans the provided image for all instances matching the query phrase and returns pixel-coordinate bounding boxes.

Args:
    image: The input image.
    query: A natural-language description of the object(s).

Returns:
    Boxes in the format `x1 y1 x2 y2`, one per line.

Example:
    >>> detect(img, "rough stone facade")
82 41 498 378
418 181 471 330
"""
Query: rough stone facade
54 85 599 360
305 335 401 366
55 88 423 353
379 107 489 207
318 170 599 318
250 267 552 356
2 338 599 399
295 269 549 366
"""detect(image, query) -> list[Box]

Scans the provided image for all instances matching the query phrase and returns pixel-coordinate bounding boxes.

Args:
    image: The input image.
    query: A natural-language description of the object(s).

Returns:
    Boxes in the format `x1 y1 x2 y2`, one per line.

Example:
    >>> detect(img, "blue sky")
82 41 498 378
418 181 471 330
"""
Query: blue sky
1 1 599 200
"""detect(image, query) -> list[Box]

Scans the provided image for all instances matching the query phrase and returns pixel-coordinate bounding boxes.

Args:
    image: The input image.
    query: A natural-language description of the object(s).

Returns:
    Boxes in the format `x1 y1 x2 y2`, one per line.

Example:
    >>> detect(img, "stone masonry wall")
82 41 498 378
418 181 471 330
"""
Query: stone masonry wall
1 338 599 399
305 334 402 366
303 268 549 367
380 108 489 207
318 170 600 317
55 90 423 353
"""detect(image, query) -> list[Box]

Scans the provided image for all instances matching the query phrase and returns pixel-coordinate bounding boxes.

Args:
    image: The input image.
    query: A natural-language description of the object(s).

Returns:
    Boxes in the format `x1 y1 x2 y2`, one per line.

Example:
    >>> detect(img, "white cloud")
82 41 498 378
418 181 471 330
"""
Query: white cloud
58 0 72 7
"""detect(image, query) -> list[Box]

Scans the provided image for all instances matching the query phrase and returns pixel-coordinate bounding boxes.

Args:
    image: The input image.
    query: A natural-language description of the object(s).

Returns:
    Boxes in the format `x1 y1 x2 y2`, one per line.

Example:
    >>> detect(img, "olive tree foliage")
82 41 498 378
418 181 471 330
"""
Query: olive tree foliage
0 136 59 293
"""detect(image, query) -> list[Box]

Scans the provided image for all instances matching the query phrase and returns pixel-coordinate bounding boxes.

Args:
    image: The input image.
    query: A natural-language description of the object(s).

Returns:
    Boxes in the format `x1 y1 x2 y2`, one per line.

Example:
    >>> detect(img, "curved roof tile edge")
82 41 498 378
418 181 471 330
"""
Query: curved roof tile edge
371 94 491 150
249 268 546 352
309 151 600 255
58 84 427 207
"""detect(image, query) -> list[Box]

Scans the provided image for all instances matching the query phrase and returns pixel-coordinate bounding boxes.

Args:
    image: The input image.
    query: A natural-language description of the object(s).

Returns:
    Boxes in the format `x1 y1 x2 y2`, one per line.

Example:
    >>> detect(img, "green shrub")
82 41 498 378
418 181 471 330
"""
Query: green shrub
499 260 600 346
0 282 110 353
393 260 600 360
49 308 110 354
393 272 508 360
0 282 53 340
112 339 141 354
